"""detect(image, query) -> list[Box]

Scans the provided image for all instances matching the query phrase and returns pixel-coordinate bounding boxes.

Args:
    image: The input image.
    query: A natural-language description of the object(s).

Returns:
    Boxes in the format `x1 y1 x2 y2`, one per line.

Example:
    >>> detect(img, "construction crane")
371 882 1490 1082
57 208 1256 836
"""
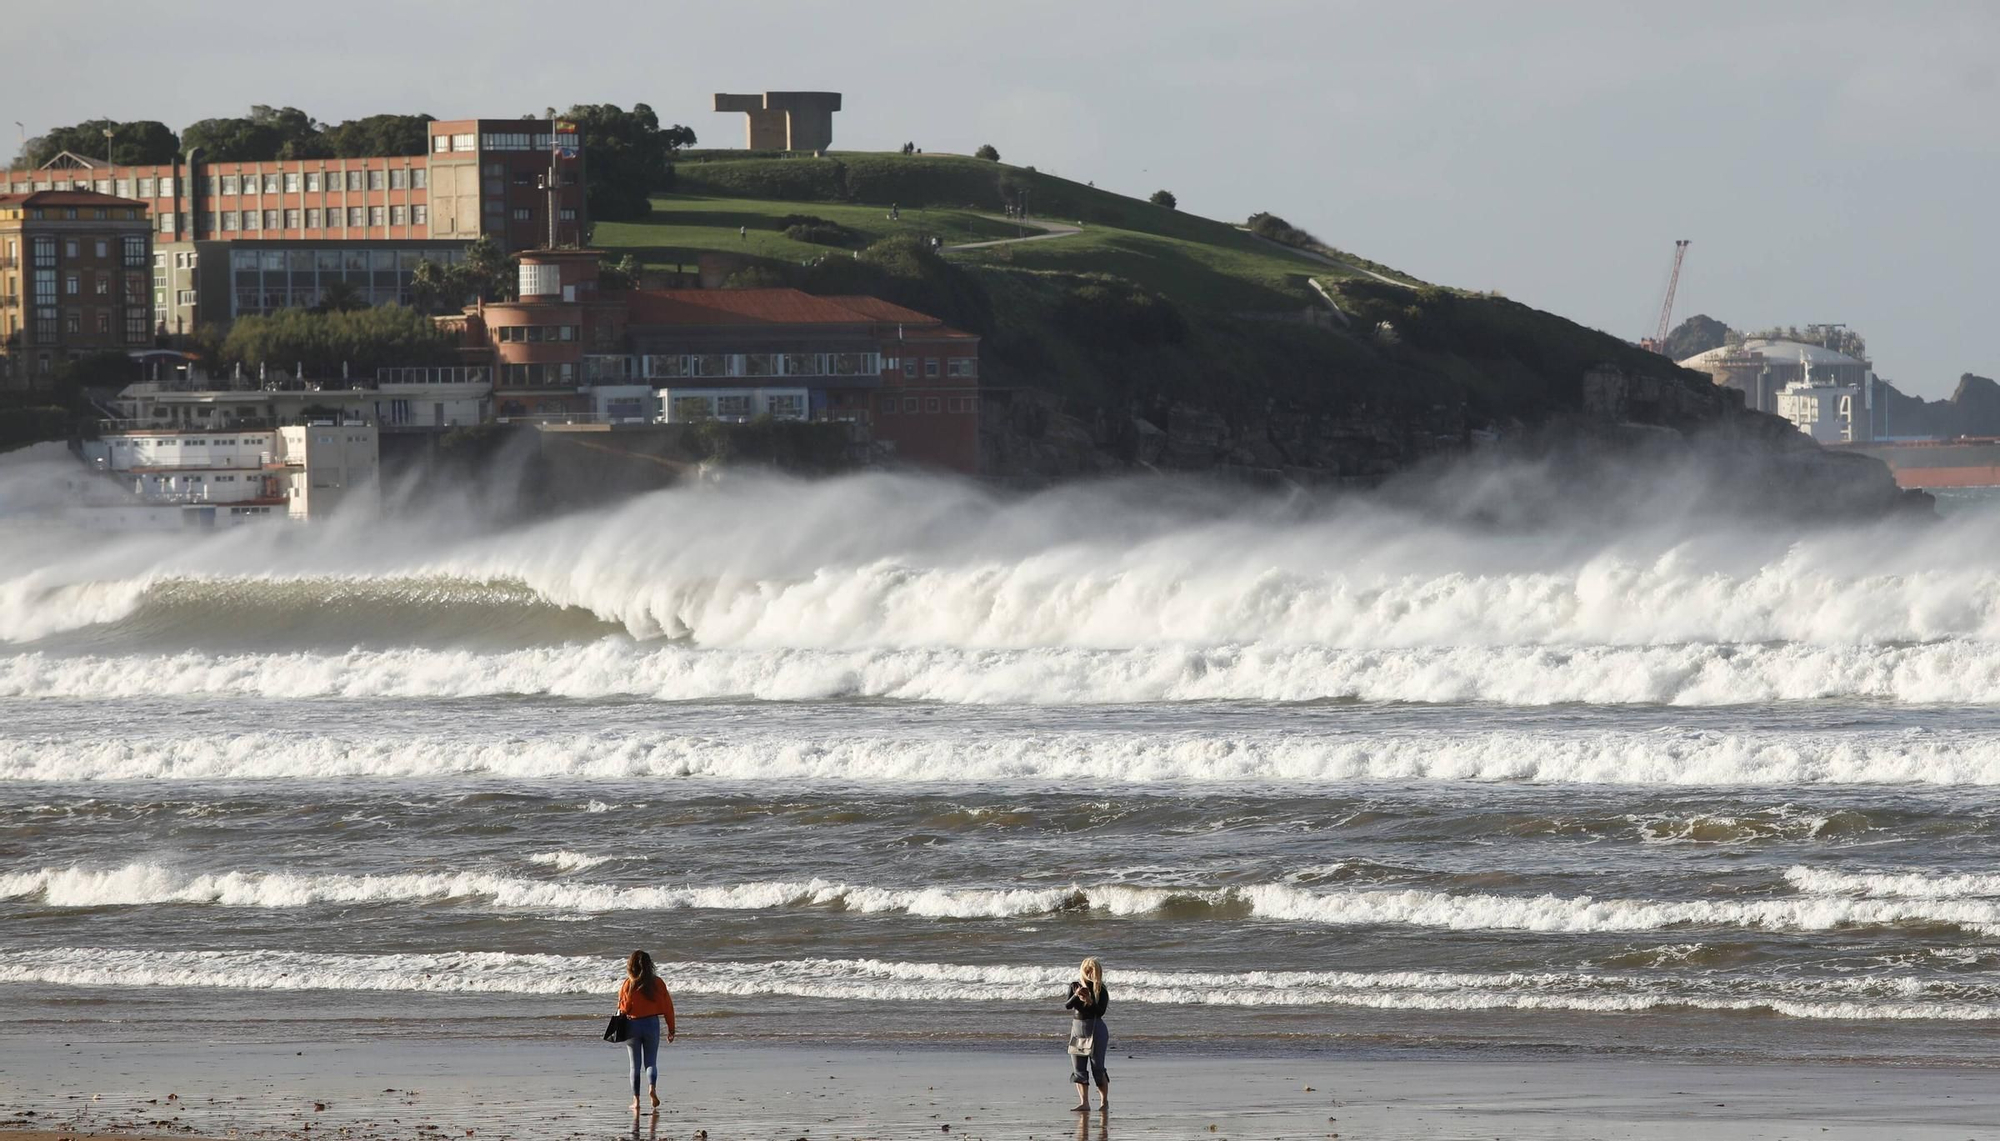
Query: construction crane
1639 239 1690 355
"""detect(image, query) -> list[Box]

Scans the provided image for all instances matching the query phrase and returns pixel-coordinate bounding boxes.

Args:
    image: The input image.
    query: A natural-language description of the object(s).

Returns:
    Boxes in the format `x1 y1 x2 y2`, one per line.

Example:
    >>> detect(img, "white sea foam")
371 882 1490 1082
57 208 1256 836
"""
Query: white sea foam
1784 866 2000 900
5 724 2000 786
10 863 2000 935
526 851 614 871
0 948 1993 1021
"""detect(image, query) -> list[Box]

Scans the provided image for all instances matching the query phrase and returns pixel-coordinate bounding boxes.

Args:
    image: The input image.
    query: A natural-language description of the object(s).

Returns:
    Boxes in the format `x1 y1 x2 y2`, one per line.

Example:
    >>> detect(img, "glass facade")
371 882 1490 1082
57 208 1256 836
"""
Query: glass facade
228 246 466 316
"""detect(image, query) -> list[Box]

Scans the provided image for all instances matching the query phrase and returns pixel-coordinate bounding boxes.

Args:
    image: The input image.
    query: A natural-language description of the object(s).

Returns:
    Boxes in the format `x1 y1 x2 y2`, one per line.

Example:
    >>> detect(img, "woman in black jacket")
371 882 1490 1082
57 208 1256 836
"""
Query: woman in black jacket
1063 956 1110 1112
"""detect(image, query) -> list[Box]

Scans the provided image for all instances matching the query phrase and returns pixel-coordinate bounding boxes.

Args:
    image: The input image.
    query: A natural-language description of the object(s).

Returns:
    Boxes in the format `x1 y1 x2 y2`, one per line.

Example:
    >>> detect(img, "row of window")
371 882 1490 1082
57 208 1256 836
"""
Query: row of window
206 169 427 196
900 356 977 379
6 180 172 197
17 206 142 222
881 395 977 415
500 362 578 387
639 352 883 380
214 205 428 232
41 307 149 341
474 132 580 151
496 325 578 343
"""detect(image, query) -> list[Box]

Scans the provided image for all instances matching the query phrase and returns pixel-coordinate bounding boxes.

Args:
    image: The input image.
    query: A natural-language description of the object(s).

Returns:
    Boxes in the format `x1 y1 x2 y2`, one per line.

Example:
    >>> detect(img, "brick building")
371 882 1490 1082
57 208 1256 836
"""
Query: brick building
459 250 982 474
5 119 584 334
0 189 152 387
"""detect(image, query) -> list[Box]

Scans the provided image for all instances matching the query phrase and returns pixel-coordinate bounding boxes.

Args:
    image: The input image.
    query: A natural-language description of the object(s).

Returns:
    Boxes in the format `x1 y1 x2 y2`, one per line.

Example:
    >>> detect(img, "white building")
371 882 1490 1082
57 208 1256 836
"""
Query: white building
79 419 378 524
107 367 491 434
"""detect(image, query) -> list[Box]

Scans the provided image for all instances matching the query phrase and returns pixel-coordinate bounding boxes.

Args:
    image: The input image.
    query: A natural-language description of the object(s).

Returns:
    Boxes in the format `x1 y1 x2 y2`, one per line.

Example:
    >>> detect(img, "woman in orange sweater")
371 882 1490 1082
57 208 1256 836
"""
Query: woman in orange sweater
617 950 677 1113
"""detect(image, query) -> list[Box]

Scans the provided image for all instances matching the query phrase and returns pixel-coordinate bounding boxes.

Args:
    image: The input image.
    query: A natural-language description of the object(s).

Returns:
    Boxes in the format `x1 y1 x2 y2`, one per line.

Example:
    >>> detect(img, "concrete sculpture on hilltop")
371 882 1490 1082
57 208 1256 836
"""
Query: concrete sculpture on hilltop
713 92 842 152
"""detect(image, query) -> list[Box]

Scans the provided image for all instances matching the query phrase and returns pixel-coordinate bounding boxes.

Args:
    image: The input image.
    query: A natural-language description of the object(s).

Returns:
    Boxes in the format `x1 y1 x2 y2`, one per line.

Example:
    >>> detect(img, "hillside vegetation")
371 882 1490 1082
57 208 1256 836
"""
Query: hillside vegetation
594 152 1737 481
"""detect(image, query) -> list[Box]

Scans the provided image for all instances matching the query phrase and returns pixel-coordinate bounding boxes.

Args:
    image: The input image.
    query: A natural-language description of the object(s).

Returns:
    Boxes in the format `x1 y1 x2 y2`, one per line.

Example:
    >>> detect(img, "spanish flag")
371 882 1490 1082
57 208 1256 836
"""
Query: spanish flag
554 121 577 133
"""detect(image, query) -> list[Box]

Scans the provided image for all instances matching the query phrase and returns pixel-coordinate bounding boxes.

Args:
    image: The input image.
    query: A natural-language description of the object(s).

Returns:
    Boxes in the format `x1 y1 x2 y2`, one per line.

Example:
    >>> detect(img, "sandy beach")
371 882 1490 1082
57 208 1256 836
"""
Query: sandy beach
4 1035 1997 1141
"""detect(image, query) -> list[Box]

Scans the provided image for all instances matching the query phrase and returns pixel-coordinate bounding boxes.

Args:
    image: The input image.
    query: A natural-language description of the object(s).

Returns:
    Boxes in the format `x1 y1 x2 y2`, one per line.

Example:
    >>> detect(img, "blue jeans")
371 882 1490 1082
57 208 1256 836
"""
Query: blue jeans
625 1015 661 1097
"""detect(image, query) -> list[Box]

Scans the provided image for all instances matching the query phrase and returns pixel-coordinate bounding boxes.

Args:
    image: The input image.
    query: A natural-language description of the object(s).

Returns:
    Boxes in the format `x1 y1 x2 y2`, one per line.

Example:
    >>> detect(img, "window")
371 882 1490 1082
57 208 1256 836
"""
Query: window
434 135 451 153
902 358 918 379
284 172 300 193
220 175 239 195
347 207 364 227
903 396 919 412
158 211 175 233
924 357 941 377
221 212 238 231
412 204 428 225
346 170 364 192
306 208 321 229
411 169 426 190
946 358 978 378
368 170 385 191
138 177 156 197
64 273 79 295
177 289 196 305
511 208 531 221
305 172 322 192
389 169 407 190
115 179 132 198
390 205 406 226
559 208 577 221
94 239 108 258
242 211 259 231
124 236 145 267
284 208 300 229
452 134 475 152
126 310 148 343
368 206 385 226
925 397 941 413
32 237 53 268
264 210 277 230
263 174 280 193
95 275 109 295
879 395 897 415
65 310 79 333
64 239 78 258
96 311 109 333
159 177 174 197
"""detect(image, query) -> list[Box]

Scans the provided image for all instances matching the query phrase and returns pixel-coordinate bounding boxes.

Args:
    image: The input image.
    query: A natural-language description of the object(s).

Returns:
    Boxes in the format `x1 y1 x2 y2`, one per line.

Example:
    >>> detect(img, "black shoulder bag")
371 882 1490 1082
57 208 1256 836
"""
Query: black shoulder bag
603 1013 631 1043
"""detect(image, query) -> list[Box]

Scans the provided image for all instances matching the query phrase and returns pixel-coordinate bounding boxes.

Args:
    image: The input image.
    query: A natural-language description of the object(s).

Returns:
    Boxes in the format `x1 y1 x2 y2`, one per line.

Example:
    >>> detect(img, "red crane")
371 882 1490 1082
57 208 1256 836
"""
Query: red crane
1641 240 1690 355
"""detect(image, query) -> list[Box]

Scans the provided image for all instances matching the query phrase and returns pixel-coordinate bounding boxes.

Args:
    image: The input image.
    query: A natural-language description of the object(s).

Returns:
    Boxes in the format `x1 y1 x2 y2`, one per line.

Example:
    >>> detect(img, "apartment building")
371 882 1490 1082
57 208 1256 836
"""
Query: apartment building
7 119 584 333
0 189 153 388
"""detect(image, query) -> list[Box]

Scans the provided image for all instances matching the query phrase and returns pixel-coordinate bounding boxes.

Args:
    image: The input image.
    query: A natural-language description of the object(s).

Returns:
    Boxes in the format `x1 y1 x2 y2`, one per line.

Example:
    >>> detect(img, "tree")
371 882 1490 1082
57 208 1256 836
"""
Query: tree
321 114 435 157
459 236 514 302
597 254 642 291
1149 189 1177 210
409 259 460 315
555 103 697 222
974 144 1000 161
18 119 180 168
181 105 326 161
314 280 368 313
220 304 457 377
1661 314 1729 362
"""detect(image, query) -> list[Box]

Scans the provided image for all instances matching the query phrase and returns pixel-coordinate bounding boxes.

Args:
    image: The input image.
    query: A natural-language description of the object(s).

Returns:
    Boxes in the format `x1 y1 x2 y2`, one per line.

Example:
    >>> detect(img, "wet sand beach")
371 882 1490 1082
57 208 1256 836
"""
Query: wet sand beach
4 1037 1997 1140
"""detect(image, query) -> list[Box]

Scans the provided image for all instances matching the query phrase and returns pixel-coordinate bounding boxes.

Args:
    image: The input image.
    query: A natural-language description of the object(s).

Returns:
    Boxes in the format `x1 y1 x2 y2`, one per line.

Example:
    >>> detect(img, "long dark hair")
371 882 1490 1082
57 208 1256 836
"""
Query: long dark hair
627 949 658 993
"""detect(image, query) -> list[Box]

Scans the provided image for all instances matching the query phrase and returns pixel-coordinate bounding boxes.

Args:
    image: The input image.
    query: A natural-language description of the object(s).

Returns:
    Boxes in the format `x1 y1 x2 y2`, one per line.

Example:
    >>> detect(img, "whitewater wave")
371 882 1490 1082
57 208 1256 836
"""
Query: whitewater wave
1785 866 2000 900
2 948 1994 1022
7 724 2000 785
4 471 2000 657
11 863 2000 934
12 639 2000 706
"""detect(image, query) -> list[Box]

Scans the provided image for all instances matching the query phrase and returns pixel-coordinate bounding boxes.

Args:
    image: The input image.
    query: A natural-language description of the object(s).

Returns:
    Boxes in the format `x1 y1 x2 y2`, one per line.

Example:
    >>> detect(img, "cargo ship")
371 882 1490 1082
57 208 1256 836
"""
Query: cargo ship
1830 438 2000 489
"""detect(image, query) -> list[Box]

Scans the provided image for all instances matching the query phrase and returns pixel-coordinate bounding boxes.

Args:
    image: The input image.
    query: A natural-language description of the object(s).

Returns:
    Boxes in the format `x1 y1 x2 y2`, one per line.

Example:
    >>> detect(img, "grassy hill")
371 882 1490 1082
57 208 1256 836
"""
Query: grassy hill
592 153 1729 480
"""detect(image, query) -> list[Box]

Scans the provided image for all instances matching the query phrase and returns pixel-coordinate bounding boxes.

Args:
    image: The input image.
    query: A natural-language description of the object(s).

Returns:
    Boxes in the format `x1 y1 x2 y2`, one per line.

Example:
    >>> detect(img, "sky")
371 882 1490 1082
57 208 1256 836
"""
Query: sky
10 0 1996 396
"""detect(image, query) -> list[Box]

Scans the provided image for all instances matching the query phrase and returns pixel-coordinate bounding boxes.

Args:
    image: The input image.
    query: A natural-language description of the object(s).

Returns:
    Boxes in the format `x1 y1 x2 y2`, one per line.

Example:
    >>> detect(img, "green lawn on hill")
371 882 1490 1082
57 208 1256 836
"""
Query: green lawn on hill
595 153 1382 312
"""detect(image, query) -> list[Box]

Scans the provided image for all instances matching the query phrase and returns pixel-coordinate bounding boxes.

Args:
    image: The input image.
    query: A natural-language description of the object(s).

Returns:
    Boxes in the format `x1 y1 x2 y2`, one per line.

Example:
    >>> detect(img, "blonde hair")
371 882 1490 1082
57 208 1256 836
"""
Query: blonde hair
1079 956 1105 1000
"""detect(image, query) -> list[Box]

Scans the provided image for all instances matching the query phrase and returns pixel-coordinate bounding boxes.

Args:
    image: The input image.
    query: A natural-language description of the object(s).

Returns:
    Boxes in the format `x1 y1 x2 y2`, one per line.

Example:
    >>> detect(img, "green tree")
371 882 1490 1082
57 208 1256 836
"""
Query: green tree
181 105 326 161
459 236 514 302
221 304 457 376
975 144 1000 161
409 259 461 315
555 103 696 222
314 280 368 313
597 254 642 291
18 119 180 167
1149 189 1177 210
321 114 435 157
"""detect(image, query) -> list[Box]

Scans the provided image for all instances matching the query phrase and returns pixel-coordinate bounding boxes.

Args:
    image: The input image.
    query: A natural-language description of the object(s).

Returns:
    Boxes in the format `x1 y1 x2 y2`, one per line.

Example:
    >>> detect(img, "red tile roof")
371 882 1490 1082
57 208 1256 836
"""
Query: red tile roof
0 189 148 208
622 288 973 338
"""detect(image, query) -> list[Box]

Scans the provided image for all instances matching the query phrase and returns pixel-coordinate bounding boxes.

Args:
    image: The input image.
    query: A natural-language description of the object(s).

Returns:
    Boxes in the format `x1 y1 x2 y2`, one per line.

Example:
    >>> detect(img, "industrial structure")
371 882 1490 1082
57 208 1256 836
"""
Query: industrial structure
1637 239 1689 355
1680 337 1876 443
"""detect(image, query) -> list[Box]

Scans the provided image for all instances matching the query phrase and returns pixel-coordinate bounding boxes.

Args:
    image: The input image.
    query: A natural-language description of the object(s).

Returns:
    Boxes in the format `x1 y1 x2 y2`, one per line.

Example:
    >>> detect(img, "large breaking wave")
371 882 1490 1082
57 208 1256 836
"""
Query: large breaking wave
4 469 1999 705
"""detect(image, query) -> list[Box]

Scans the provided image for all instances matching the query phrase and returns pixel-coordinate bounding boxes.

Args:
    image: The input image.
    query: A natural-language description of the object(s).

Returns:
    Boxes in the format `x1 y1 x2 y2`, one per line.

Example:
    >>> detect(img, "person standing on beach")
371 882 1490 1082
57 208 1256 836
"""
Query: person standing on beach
1063 957 1110 1113
617 950 677 1113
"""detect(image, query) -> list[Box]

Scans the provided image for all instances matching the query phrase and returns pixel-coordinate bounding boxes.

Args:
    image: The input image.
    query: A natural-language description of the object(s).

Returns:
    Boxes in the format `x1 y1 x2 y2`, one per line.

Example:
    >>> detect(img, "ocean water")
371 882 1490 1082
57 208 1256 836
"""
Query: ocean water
7 449 2000 1065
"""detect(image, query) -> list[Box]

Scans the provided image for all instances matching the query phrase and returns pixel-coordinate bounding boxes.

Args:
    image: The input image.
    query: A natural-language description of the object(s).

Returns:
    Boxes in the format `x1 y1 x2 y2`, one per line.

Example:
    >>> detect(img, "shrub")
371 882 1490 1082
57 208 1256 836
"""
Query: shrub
776 214 859 246
974 144 1000 161
1149 189 1177 210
